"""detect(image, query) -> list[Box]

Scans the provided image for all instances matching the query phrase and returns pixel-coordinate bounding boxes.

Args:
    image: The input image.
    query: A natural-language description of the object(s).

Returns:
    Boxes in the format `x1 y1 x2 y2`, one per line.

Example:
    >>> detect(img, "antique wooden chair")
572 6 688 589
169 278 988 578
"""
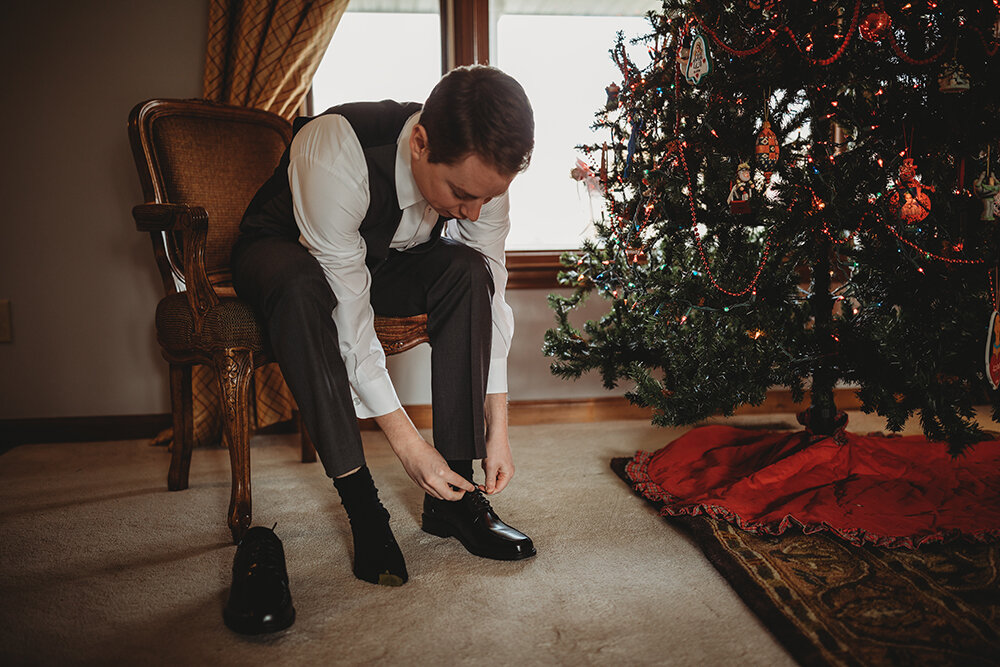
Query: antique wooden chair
128 99 428 543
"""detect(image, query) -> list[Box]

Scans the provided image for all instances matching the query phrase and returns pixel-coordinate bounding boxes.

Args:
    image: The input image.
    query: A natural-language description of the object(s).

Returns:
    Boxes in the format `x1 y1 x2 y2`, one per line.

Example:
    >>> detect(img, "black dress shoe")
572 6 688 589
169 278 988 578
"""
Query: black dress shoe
422 490 536 561
223 526 295 634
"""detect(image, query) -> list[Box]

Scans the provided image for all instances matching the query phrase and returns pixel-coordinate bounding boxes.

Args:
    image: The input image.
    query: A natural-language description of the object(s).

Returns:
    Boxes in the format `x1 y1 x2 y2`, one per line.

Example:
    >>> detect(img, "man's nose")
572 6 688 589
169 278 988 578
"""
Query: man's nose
460 201 483 221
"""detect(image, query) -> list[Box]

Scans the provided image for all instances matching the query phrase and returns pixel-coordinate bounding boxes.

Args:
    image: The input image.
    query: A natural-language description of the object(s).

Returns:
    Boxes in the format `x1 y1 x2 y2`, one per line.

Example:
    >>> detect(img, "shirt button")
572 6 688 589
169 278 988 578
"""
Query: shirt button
353 398 361 406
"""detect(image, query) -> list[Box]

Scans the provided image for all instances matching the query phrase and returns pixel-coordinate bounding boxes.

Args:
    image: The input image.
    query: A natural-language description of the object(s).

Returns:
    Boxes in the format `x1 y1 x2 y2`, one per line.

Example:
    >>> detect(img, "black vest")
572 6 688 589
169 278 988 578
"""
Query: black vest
240 100 438 271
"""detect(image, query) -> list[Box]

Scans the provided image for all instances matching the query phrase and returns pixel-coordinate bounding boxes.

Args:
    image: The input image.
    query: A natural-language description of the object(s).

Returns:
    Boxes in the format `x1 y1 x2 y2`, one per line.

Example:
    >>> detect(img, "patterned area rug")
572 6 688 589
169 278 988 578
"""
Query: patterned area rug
611 457 1000 666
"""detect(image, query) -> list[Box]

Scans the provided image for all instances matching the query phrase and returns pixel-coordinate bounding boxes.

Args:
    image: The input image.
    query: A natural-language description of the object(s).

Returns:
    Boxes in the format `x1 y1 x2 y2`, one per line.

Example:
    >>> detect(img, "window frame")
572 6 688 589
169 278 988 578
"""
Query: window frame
310 0 572 288
444 0 570 288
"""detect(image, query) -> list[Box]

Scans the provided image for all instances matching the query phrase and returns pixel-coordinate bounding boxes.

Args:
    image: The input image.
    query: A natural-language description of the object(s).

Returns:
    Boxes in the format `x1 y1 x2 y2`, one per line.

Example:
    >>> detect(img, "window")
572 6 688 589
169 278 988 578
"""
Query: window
492 2 659 249
311 0 441 110
310 0 660 283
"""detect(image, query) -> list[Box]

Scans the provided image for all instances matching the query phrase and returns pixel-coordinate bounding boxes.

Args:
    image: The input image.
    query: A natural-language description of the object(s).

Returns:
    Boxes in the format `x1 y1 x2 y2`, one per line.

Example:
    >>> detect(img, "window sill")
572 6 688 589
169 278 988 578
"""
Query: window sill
506 249 574 289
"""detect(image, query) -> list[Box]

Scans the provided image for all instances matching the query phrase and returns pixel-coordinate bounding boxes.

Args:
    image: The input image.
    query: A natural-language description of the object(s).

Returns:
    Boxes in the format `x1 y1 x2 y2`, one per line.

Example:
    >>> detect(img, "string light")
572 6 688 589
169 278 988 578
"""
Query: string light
877 211 986 265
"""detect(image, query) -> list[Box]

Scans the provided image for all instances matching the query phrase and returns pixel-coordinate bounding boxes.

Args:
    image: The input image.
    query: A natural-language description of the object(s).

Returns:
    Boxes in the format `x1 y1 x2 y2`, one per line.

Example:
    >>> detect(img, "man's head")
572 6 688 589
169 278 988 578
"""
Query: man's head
410 65 534 221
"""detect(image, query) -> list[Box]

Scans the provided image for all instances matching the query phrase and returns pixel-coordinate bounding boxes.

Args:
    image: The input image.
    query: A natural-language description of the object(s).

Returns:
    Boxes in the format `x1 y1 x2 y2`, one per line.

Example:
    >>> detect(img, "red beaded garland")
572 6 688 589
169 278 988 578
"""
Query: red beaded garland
691 1 996 67
877 211 985 265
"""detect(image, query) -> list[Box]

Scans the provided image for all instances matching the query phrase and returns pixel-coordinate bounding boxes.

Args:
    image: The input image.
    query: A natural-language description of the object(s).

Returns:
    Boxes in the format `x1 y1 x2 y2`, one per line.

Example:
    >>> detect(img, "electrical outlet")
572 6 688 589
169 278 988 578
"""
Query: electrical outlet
0 299 11 343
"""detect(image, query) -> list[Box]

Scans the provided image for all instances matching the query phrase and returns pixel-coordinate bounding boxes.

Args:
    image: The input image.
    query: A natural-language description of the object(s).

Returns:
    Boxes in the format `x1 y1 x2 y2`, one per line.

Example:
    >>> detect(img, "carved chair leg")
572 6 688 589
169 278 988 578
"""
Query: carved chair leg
296 410 317 463
167 364 194 491
214 348 254 544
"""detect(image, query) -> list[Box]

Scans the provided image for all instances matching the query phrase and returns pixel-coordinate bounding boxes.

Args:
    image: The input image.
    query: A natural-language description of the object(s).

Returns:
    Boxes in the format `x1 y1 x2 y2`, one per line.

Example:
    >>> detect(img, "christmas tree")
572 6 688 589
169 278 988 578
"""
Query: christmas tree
546 0 1000 453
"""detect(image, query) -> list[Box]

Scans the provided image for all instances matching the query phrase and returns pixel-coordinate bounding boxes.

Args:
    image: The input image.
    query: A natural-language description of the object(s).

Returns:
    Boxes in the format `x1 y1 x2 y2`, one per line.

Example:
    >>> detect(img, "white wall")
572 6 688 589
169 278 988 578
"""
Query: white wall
0 0 621 420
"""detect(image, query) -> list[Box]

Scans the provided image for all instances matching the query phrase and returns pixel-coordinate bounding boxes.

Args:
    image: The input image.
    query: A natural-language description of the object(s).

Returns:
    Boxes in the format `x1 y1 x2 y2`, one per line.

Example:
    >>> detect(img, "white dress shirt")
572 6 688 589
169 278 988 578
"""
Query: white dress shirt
287 111 514 419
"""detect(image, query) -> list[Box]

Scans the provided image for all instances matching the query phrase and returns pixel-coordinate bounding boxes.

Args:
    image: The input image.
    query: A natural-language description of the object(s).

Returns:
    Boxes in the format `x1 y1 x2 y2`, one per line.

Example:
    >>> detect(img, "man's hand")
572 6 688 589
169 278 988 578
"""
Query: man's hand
482 436 514 494
398 440 475 500
376 408 474 500
482 393 513 494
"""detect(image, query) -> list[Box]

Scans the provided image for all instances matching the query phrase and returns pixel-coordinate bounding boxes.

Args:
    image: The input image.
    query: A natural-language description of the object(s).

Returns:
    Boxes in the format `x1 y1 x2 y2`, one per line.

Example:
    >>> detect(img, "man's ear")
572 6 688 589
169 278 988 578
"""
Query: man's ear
410 124 430 161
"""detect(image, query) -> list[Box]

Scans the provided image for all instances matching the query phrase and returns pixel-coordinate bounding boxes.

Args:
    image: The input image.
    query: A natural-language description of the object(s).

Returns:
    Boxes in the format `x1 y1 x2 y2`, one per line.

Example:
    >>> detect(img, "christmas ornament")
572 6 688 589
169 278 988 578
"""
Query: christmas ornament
685 33 712 85
624 118 645 178
661 138 683 171
600 142 608 186
727 162 754 214
605 82 621 111
755 120 779 183
938 59 970 93
986 309 1000 389
748 0 780 20
570 158 602 194
974 171 1000 221
858 10 891 41
675 46 690 75
888 158 932 224
834 5 847 36
831 120 853 155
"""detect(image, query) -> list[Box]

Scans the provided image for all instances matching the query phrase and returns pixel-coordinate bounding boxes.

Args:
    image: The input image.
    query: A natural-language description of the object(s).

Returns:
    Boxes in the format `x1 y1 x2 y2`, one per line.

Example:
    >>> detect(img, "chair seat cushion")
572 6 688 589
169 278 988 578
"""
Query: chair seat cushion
155 292 266 354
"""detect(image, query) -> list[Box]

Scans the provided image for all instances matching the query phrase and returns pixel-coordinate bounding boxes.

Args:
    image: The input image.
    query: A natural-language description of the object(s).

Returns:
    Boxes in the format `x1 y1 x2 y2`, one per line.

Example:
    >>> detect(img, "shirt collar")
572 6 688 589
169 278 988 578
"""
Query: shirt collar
395 111 423 210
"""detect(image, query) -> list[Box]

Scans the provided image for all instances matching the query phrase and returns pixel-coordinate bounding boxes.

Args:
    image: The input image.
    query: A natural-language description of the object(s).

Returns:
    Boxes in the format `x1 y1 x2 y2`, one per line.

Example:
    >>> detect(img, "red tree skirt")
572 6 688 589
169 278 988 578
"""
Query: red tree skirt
624 417 1000 548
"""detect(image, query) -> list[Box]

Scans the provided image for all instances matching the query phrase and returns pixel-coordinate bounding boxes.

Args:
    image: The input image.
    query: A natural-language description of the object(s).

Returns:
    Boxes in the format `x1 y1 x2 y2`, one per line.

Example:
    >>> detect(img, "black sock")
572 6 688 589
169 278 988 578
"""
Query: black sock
332 466 408 586
447 459 475 485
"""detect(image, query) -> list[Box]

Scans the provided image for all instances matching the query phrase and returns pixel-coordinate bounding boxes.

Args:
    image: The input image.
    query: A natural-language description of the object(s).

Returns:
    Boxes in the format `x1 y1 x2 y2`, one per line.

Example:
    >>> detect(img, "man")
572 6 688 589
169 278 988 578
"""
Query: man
231 65 536 587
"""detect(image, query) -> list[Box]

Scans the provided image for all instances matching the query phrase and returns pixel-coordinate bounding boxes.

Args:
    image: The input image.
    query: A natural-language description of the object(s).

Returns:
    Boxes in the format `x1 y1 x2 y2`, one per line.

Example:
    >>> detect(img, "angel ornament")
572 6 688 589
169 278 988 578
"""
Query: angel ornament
727 162 753 215
888 158 933 224
973 171 1000 221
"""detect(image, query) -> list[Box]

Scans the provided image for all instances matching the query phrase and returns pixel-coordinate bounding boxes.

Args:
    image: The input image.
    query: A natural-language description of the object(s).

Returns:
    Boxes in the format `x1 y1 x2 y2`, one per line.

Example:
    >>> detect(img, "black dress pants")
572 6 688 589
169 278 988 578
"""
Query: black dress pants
231 234 494 479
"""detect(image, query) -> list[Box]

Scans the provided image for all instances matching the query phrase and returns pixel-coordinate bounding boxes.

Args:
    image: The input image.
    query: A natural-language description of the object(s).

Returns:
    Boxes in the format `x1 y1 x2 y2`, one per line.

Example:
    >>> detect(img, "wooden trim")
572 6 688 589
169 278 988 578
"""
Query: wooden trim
1 389 864 446
445 0 490 67
0 414 173 447
362 388 865 430
506 249 566 289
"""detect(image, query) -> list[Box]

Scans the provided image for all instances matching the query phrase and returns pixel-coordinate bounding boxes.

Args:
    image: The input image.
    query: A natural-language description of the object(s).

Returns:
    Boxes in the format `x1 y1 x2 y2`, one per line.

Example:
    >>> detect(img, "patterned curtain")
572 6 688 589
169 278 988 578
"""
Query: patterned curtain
203 0 349 120
155 0 348 449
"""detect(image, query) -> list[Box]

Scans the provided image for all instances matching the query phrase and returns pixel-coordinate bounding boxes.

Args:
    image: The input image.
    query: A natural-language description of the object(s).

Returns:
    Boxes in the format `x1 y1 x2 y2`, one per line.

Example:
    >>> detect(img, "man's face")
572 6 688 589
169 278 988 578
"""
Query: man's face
409 124 514 222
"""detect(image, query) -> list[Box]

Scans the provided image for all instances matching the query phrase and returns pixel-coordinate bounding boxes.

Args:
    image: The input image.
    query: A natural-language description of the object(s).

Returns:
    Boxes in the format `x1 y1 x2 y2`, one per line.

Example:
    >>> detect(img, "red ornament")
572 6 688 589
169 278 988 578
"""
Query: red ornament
859 10 891 42
755 120 779 182
888 158 932 224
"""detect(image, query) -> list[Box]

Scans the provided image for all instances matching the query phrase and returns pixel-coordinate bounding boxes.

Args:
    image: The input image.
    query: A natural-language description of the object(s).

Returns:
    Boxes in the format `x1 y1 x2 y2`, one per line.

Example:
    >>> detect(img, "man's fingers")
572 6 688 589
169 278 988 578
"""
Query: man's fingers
484 462 498 494
429 471 473 501
442 484 466 501
492 471 510 494
446 470 476 493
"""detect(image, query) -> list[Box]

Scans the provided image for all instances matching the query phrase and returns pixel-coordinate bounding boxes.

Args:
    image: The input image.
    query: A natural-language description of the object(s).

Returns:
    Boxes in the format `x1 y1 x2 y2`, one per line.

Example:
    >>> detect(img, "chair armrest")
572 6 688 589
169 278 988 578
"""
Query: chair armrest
133 203 208 233
132 203 218 321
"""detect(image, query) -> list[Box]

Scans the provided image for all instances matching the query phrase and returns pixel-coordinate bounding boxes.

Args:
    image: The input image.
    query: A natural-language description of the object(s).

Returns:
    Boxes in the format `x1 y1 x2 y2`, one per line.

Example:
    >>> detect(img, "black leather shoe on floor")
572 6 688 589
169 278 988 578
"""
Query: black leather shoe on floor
223 526 295 635
422 490 536 561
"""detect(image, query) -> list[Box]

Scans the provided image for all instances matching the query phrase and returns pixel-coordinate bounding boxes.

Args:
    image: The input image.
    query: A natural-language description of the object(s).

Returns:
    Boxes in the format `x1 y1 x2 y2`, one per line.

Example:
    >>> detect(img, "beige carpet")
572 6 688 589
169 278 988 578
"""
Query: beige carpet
1 414 890 667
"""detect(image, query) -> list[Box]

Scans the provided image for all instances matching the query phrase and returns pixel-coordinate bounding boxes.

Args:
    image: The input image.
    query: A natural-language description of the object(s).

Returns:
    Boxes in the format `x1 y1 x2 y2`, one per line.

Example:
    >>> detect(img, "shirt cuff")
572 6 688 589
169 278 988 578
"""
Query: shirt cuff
486 358 508 395
350 370 402 419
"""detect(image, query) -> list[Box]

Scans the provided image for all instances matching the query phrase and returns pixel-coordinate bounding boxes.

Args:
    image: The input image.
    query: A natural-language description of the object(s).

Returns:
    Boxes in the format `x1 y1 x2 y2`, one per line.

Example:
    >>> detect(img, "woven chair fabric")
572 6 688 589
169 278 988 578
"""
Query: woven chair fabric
155 292 267 354
151 115 287 276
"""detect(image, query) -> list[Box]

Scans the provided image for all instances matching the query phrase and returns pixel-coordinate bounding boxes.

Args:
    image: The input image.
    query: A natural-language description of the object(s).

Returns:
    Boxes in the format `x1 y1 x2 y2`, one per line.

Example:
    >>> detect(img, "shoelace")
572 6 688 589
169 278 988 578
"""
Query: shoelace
235 531 287 582
464 489 494 514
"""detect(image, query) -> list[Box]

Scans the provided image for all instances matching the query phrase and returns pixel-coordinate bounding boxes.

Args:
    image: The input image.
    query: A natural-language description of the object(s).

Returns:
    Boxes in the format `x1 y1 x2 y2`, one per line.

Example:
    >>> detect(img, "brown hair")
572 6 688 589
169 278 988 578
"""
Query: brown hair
421 65 534 176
